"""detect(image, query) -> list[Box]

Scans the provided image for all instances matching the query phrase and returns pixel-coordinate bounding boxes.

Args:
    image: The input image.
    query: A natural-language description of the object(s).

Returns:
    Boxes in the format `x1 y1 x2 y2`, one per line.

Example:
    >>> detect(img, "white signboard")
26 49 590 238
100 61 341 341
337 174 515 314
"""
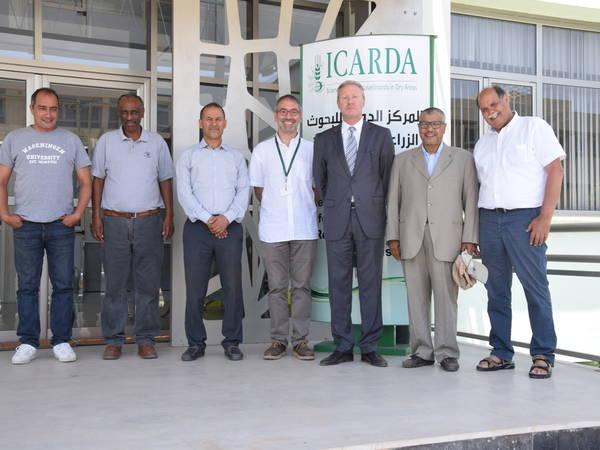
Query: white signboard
302 34 434 325
302 34 434 153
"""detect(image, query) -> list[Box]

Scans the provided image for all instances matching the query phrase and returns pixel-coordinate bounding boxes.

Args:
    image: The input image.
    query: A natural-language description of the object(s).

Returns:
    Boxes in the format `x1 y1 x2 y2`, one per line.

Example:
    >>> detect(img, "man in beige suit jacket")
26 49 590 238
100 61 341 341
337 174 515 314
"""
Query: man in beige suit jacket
386 107 478 372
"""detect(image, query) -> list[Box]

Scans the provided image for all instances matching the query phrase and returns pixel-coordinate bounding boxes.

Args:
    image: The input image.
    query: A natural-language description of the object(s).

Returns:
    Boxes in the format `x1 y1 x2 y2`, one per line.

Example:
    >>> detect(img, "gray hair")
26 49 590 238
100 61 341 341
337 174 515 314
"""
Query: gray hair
337 80 365 100
420 107 446 122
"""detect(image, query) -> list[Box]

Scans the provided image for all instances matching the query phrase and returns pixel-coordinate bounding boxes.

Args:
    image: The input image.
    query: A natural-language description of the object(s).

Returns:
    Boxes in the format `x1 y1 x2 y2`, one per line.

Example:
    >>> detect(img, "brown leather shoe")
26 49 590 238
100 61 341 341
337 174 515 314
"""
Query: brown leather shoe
102 345 122 360
138 344 158 359
292 341 315 360
263 342 287 360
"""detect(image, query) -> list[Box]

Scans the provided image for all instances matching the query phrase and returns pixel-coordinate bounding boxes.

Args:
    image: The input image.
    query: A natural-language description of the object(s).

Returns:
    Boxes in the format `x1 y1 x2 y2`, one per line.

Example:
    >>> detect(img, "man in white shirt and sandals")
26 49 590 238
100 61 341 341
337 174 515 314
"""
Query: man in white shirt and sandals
250 94 317 361
474 86 565 379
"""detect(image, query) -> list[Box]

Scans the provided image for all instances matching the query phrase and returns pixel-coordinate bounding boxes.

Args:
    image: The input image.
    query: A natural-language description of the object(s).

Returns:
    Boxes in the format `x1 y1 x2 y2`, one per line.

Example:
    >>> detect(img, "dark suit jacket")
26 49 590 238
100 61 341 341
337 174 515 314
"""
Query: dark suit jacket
313 121 395 240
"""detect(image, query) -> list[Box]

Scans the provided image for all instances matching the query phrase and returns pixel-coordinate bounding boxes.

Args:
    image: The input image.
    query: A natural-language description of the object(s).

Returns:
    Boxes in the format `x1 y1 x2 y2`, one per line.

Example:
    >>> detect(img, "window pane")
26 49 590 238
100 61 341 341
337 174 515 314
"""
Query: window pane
238 0 250 40
543 26 600 82
0 78 27 141
157 0 173 73
451 78 480 151
258 2 279 39
157 80 172 148
451 14 535 75
0 0 34 59
492 83 533 117
544 84 600 211
42 0 147 70
290 6 324 46
200 0 228 44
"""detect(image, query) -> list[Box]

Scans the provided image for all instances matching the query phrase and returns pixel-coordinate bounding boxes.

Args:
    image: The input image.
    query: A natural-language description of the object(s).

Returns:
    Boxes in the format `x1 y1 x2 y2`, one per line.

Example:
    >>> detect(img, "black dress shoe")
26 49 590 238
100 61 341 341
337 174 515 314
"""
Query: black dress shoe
440 357 459 372
361 351 388 367
224 345 244 361
181 346 205 361
319 350 353 366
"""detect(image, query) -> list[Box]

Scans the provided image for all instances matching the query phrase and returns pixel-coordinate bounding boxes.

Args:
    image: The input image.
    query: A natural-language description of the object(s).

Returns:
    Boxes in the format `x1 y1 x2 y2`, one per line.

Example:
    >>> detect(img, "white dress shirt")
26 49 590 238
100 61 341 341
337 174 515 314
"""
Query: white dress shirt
249 133 317 243
474 113 565 209
341 118 364 151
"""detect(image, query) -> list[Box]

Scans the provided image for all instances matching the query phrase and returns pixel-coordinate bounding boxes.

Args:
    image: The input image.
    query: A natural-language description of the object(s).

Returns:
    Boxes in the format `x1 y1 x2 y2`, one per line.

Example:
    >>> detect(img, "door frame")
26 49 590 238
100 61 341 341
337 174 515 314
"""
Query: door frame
0 70 149 345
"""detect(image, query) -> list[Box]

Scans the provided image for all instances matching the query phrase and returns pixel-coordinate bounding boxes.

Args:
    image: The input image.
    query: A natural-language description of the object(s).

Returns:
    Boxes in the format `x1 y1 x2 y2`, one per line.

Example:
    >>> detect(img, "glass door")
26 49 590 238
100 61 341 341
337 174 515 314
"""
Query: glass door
0 72 33 344
45 77 159 342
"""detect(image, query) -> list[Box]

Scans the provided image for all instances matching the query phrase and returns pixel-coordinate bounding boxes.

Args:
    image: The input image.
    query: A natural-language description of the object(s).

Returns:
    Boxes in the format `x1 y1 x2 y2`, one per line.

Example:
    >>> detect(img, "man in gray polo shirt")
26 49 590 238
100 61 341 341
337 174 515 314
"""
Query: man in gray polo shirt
91 94 174 360
0 87 91 365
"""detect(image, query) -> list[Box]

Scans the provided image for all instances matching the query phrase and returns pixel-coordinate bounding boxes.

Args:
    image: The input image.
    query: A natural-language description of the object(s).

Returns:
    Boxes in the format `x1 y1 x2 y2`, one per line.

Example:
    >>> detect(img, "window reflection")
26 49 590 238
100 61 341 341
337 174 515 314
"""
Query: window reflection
201 0 228 44
157 0 173 73
0 0 34 59
42 0 148 70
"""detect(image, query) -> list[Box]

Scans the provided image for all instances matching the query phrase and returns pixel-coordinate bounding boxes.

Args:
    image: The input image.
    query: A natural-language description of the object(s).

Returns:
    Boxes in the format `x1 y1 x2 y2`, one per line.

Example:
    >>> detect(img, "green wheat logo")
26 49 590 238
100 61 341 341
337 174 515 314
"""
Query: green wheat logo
313 55 323 93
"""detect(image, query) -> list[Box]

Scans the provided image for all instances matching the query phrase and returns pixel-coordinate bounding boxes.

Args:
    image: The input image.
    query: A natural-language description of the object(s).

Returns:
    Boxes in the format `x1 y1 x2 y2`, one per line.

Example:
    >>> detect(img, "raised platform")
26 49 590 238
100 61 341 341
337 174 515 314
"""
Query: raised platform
0 342 598 449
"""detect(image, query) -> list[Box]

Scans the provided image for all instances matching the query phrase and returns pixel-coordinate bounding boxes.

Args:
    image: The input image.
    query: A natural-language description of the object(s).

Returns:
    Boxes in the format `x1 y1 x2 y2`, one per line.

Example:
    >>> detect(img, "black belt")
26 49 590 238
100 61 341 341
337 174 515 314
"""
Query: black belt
483 207 533 214
350 202 356 209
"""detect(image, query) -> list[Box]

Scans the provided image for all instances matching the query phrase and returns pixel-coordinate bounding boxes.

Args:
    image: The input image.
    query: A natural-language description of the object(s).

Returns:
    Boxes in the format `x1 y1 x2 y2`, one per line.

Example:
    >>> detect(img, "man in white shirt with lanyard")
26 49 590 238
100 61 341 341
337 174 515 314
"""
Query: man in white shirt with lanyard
249 94 317 360
474 86 565 379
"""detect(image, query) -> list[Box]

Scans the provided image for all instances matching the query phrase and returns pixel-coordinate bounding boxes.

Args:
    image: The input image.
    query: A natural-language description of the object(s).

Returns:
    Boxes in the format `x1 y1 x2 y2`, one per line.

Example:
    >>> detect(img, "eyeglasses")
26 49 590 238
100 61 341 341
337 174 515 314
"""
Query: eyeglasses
418 121 445 129
277 108 300 116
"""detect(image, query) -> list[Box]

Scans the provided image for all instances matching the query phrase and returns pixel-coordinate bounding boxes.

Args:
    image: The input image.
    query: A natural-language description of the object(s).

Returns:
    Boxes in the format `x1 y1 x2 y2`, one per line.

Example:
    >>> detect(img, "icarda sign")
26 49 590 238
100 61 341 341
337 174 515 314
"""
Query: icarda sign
319 46 416 81
302 34 434 326
302 34 434 154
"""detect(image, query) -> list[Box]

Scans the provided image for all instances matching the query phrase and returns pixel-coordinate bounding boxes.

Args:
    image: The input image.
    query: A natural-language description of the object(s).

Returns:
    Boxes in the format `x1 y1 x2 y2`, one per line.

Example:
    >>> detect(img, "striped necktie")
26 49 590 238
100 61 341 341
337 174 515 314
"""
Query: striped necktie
345 126 357 174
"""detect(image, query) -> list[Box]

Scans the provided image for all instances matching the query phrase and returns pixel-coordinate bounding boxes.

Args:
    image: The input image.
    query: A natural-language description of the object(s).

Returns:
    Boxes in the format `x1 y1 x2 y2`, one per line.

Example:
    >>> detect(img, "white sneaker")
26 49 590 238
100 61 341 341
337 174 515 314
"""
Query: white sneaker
53 343 77 363
12 344 37 364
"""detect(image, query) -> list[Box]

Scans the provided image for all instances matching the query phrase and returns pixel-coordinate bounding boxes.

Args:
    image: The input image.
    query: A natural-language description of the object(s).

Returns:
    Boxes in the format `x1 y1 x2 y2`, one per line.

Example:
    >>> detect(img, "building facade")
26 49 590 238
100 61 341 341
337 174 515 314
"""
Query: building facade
0 0 598 349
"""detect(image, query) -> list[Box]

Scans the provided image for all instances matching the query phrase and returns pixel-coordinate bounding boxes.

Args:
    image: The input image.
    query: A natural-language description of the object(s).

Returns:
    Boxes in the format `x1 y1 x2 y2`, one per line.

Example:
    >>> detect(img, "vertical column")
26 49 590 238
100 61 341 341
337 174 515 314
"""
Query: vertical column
356 0 451 138
171 0 201 346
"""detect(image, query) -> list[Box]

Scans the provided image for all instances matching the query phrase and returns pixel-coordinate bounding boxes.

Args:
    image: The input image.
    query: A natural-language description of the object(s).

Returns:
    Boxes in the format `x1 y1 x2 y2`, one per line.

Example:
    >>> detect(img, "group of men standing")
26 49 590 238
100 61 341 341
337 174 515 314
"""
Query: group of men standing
0 82 564 379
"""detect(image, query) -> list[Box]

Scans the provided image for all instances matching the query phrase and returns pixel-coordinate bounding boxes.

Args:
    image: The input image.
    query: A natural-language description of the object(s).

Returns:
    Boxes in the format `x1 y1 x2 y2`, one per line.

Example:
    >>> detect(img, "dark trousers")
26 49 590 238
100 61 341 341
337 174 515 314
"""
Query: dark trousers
479 207 557 363
13 220 75 347
183 219 244 349
101 214 163 346
325 210 384 353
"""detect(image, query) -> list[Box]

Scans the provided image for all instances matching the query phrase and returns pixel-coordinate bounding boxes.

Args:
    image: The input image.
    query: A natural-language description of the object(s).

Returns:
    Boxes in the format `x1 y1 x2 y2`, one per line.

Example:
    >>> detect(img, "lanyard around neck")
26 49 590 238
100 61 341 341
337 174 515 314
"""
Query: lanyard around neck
274 135 301 179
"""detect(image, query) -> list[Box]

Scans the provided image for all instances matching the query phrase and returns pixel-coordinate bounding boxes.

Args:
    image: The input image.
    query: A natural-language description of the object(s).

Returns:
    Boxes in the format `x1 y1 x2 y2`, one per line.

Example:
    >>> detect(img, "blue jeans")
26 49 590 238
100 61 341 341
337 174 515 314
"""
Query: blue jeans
479 208 557 364
101 214 163 346
13 220 75 347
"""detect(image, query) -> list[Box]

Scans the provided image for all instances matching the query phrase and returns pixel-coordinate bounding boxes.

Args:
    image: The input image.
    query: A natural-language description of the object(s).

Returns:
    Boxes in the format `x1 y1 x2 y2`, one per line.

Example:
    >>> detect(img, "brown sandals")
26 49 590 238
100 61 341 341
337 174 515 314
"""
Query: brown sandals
529 355 553 379
476 356 515 371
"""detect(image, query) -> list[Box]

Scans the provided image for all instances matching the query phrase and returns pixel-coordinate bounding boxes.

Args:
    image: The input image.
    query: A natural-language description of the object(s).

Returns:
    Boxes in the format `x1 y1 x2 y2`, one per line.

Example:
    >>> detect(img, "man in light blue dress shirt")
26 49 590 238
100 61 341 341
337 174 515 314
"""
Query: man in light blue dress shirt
176 102 250 362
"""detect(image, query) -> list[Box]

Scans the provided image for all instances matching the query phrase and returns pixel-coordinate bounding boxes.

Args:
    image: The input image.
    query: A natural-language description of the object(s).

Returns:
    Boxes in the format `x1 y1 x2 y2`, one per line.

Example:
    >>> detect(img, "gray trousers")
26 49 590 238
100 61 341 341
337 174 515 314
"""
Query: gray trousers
261 240 316 346
101 213 163 346
402 224 459 362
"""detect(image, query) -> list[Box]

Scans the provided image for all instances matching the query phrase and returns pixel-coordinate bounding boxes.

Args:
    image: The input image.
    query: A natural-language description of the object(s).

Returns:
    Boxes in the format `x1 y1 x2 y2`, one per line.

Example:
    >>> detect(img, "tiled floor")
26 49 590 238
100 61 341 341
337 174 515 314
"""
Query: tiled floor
0 342 598 449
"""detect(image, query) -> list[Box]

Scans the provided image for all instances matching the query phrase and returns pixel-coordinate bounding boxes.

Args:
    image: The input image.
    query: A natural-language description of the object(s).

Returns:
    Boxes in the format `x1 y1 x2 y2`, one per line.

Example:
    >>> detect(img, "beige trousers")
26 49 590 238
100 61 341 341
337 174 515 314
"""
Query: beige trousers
402 225 459 362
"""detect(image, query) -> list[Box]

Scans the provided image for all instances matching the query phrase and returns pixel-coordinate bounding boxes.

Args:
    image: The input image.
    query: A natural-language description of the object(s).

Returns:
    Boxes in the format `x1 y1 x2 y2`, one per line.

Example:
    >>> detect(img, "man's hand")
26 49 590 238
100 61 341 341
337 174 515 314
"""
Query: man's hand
91 215 104 241
461 242 479 256
2 214 23 229
526 214 552 246
387 240 401 261
162 214 174 240
61 212 82 228
207 215 229 236
214 230 229 239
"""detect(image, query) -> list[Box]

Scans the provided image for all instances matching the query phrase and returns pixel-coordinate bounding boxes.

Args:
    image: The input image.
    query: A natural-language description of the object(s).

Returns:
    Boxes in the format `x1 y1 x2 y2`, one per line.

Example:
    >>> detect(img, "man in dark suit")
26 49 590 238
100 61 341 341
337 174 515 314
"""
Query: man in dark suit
313 80 395 367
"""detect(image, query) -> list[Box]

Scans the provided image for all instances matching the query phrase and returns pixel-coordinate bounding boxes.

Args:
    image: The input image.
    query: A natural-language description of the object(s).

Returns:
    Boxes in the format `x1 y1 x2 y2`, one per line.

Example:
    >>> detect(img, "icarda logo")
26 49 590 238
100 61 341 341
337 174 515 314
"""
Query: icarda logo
311 55 324 93
310 45 417 94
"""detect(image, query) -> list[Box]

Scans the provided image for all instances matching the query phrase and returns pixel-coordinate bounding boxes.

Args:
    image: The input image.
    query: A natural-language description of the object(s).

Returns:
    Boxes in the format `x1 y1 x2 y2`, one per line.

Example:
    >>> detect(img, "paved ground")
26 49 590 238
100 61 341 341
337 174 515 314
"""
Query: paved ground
0 342 598 449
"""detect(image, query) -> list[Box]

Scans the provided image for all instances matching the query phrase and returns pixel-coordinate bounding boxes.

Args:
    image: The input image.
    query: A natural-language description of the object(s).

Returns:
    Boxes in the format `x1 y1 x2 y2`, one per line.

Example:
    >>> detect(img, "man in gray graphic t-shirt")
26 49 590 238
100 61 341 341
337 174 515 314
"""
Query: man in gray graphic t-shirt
0 87 91 365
